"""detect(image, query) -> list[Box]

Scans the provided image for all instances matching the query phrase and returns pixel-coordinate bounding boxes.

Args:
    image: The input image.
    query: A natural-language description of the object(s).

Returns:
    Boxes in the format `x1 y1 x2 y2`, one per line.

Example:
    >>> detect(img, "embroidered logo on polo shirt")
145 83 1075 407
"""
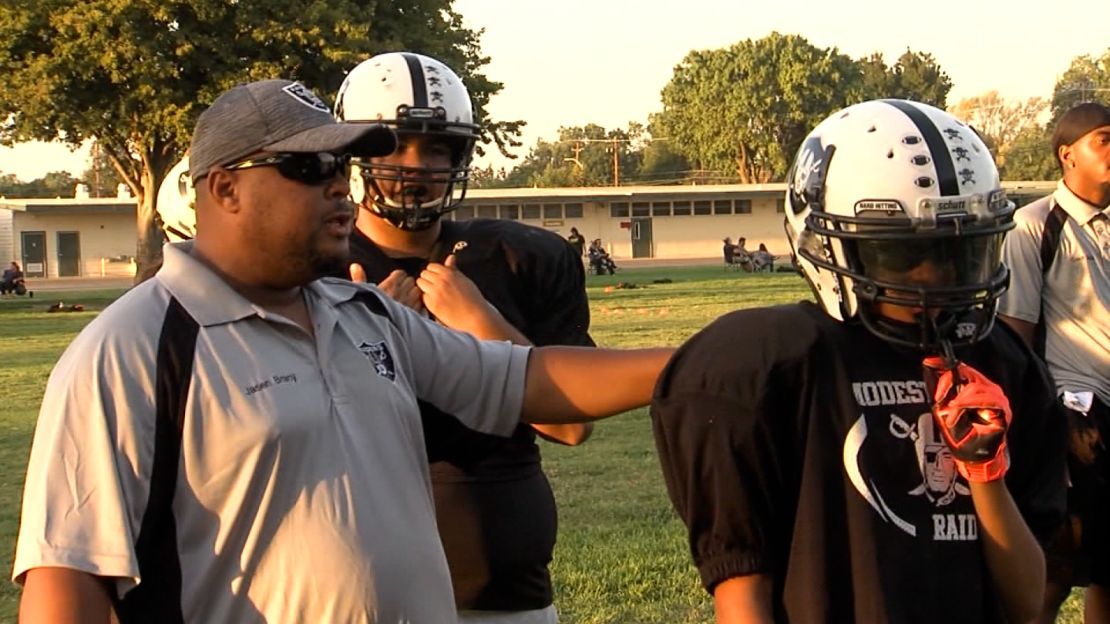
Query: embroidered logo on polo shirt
358 340 396 381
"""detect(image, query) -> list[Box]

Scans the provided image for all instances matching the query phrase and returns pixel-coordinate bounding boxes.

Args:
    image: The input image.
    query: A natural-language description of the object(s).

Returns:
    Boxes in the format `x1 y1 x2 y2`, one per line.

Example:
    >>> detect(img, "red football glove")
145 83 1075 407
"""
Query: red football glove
922 357 1013 483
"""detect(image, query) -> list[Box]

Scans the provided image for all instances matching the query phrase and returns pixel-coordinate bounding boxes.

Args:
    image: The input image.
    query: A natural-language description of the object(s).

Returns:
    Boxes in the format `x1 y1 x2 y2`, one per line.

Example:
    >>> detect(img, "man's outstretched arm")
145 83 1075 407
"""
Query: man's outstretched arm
521 347 674 424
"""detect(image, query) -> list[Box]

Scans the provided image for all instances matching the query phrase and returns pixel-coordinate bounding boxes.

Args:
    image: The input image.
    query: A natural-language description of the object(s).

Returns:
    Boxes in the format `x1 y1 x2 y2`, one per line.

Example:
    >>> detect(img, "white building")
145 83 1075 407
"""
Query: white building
0 198 138 278
0 181 1056 279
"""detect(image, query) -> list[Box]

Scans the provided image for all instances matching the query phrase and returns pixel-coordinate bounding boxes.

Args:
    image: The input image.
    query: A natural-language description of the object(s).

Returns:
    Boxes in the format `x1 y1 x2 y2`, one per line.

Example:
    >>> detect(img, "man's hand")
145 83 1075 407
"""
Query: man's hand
418 255 519 340
355 263 424 312
923 357 1012 483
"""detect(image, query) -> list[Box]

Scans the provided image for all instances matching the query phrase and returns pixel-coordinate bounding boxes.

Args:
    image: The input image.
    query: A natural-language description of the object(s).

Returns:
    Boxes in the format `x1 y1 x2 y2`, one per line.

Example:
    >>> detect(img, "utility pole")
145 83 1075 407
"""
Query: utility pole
611 137 619 186
91 142 101 197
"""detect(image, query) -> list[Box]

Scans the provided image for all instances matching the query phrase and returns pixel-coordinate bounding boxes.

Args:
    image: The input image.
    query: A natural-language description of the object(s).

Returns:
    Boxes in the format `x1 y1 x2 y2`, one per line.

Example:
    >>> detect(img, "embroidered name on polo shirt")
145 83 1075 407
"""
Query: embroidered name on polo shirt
245 373 299 396
358 340 396 381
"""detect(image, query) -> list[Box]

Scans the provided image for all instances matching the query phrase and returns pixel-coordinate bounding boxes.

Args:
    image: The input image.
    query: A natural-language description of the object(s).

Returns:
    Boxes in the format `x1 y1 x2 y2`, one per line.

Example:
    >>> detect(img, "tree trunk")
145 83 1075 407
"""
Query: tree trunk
133 148 176 283
134 194 162 283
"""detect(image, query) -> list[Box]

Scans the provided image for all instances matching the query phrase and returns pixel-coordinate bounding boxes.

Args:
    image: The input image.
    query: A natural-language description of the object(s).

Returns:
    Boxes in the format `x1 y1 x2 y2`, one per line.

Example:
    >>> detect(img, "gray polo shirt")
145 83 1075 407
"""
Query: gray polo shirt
999 181 1110 404
13 242 530 622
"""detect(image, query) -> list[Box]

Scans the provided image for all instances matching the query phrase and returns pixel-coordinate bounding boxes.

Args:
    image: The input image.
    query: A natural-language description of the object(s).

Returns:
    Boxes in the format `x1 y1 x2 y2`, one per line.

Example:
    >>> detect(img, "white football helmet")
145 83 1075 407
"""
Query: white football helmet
334 52 479 231
156 157 196 242
784 99 1015 353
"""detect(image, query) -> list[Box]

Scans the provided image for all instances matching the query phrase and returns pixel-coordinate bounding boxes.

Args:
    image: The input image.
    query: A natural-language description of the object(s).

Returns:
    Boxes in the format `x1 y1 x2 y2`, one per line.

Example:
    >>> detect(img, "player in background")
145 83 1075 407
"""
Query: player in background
334 52 592 624
997 101 1110 623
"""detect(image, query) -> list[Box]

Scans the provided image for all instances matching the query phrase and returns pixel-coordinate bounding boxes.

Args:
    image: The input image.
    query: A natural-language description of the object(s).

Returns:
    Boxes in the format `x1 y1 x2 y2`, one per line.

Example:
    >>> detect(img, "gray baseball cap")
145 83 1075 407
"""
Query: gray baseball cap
188 79 397 182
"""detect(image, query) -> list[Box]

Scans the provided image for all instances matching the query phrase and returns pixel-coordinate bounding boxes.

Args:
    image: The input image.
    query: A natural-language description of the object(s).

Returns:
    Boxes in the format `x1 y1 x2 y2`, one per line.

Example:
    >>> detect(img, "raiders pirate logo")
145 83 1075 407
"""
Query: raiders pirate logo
890 412 970 506
282 83 331 113
843 382 975 540
358 340 396 381
787 136 834 216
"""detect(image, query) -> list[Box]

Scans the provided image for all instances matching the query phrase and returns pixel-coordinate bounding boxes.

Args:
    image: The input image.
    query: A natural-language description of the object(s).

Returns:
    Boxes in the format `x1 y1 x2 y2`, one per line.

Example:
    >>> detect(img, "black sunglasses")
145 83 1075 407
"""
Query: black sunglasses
223 152 351 186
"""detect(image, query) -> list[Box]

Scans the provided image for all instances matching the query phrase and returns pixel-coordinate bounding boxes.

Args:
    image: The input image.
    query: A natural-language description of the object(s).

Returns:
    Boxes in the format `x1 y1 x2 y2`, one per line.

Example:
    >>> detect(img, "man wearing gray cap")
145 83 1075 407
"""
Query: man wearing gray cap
998 101 1110 623
12 79 672 623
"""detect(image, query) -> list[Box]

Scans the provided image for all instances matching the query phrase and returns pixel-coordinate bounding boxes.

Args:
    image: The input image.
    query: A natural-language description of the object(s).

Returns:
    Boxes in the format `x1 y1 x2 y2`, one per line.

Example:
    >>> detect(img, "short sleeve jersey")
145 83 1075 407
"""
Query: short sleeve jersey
13 242 530 623
652 302 1066 624
347 218 593 610
999 182 1110 404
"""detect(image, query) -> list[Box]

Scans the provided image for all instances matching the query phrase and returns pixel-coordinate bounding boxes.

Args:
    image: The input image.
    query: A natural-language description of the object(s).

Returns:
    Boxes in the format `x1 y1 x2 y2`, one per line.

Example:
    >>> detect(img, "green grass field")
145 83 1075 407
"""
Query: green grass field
0 269 1084 622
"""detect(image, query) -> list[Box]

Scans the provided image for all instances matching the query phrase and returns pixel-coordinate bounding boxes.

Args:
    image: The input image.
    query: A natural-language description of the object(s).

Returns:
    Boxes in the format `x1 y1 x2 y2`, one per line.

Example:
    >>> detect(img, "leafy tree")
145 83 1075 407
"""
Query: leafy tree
0 170 80 198
653 33 864 183
468 164 511 189
852 50 952 106
39 171 82 197
1001 125 1057 181
887 50 952 107
997 47 1110 181
856 52 893 101
0 0 519 278
0 174 19 197
635 139 692 185
1050 47 1110 122
502 124 648 188
81 141 128 198
652 36 955 184
948 91 1046 170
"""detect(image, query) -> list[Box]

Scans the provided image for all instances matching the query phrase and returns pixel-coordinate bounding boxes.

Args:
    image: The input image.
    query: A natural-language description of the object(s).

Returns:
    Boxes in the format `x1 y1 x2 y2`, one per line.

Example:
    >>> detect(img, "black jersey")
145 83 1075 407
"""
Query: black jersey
347 217 594 611
652 302 1066 624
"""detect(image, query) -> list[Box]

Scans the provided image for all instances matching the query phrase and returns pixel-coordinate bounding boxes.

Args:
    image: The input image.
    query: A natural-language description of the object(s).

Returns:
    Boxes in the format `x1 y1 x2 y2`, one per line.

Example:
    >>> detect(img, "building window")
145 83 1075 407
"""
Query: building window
543 204 562 219
735 199 752 214
713 199 732 215
632 202 650 217
776 198 786 213
565 203 583 218
476 204 498 219
672 201 691 216
522 204 541 220
693 200 712 216
652 201 671 216
455 205 475 220
610 202 629 218
501 204 520 220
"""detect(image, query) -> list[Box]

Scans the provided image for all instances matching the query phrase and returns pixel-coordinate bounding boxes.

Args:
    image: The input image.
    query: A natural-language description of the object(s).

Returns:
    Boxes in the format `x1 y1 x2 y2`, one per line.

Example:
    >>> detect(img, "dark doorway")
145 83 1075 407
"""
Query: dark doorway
57 231 81 277
21 231 46 277
630 217 653 258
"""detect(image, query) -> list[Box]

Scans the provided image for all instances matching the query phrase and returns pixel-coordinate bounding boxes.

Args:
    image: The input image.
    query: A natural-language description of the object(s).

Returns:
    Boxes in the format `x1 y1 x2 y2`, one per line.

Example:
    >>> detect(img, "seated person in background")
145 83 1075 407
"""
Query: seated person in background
1 261 26 295
722 237 740 265
752 243 774 272
588 239 617 275
733 237 753 270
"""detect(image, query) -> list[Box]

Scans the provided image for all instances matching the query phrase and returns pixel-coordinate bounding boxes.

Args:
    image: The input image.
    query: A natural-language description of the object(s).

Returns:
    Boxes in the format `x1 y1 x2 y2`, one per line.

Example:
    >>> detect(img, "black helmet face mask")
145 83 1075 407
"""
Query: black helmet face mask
848 229 1010 352
356 126 474 231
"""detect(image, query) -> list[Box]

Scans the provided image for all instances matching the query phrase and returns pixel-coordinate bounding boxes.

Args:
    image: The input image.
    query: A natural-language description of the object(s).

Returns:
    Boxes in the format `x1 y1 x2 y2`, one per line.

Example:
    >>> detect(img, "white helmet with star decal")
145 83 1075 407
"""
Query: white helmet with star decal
334 52 480 231
783 99 1015 352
